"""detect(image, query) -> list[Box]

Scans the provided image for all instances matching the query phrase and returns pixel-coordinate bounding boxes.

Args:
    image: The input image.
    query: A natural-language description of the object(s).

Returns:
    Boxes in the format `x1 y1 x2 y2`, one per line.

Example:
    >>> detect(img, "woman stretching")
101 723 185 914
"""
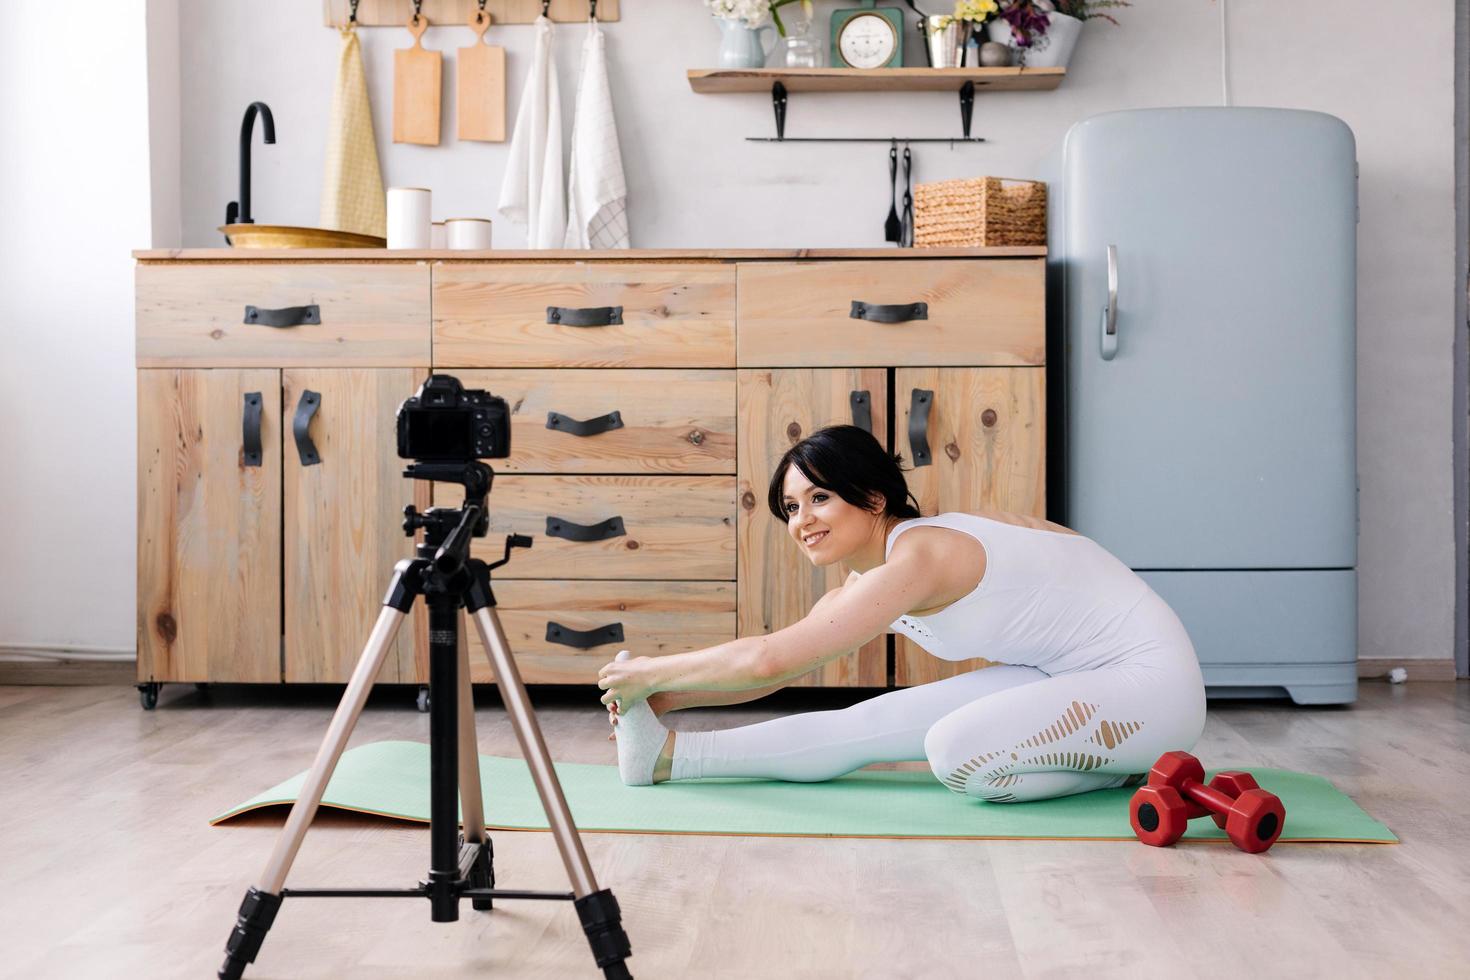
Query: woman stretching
598 425 1207 803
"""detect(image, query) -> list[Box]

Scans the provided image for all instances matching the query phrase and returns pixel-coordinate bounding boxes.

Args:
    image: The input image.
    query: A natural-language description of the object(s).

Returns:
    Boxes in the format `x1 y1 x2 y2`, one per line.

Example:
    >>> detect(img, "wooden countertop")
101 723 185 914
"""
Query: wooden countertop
133 246 1047 262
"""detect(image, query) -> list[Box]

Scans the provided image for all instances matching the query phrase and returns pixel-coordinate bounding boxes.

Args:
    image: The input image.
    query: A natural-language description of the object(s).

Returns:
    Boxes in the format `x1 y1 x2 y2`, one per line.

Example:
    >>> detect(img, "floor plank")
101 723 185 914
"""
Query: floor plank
0 680 1464 979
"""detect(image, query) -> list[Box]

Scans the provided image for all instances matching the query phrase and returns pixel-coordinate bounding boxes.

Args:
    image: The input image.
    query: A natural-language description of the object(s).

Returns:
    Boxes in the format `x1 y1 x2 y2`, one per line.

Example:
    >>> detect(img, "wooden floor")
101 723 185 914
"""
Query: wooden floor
1 679 1466 979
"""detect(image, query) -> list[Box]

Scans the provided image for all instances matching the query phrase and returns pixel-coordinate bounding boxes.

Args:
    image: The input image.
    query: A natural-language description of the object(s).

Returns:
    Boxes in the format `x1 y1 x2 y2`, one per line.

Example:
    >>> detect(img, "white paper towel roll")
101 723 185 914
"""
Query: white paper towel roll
387 187 431 249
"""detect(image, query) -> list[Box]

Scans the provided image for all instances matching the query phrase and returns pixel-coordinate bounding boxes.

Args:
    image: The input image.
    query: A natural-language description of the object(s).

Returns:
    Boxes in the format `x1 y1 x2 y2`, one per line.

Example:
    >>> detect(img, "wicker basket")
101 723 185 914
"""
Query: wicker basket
912 176 1047 248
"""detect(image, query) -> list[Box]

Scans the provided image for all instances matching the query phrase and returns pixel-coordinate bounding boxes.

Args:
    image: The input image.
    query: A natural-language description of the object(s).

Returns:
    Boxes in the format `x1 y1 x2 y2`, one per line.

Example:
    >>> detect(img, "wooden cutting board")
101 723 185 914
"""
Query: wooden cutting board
458 8 506 142
393 14 441 145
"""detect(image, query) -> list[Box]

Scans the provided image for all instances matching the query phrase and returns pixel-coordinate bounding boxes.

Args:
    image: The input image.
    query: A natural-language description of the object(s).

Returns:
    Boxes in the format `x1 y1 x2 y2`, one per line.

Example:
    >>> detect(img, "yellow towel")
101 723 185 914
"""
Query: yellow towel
320 26 386 238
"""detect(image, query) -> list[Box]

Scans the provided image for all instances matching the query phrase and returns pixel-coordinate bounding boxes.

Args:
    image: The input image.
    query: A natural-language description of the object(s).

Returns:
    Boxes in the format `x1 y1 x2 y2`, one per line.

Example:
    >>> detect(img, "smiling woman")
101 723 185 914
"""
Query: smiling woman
600 425 1207 800
769 425 921 567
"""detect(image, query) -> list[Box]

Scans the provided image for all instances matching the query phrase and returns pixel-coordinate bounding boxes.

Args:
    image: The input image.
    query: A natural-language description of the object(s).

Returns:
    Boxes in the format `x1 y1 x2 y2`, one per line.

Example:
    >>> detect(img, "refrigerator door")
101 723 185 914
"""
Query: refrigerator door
1062 107 1356 569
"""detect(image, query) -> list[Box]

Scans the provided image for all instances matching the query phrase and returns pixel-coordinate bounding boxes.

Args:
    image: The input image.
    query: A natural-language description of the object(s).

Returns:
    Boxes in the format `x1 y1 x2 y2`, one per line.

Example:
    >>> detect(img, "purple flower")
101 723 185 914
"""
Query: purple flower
998 1 1052 47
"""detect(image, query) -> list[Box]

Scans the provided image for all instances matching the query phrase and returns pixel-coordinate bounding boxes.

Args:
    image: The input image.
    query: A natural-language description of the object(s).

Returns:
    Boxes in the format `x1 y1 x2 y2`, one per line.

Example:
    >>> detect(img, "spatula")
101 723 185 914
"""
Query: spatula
457 3 506 142
393 9 441 145
884 142 902 243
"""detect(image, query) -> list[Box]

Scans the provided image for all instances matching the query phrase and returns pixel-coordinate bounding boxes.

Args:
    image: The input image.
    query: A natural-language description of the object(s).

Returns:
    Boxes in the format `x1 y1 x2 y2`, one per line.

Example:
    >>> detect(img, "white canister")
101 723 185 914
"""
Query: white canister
445 218 493 250
431 221 447 249
386 187 432 249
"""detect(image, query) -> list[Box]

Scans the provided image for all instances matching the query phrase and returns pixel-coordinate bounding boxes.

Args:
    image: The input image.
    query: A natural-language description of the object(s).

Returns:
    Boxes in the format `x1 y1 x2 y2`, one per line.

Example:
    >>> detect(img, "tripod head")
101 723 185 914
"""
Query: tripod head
401 460 530 576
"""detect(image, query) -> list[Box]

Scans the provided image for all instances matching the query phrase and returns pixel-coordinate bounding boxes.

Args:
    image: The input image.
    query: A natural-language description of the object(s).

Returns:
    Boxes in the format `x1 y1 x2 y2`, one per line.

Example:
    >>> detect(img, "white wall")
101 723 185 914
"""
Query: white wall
2 0 1457 668
0 1 154 658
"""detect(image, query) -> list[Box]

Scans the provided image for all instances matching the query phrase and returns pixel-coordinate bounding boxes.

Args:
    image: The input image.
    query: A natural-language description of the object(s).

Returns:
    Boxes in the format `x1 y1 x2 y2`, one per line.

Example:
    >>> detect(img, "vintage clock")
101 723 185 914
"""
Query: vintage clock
830 0 904 70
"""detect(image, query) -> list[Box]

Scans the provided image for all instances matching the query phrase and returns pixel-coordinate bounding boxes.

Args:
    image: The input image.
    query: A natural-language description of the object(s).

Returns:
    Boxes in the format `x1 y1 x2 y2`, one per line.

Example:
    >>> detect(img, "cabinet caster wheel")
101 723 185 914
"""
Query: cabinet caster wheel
138 683 160 710
416 687 430 713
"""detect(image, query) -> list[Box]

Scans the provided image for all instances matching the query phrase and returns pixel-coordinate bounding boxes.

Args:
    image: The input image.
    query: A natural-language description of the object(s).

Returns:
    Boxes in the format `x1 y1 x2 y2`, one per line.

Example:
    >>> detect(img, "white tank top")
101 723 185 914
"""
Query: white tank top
884 513 1154 673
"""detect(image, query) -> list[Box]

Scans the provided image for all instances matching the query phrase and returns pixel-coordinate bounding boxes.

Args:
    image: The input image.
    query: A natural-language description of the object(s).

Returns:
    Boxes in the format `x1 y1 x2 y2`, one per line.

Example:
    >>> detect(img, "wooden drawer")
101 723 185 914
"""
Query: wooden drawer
452 369 736 474
439 475 737 580
458 580 737 684
434 263 736 368
136 263 430 367
736 259 1044 367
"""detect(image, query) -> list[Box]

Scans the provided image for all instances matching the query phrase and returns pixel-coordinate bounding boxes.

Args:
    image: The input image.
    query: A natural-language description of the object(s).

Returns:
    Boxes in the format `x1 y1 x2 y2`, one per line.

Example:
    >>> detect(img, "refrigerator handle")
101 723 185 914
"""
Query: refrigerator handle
1100 243 1119 361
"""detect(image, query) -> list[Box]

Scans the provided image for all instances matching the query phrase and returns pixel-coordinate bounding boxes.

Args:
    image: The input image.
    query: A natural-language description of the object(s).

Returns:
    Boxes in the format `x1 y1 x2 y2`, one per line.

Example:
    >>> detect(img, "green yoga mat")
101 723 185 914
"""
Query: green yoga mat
211 740 1396 843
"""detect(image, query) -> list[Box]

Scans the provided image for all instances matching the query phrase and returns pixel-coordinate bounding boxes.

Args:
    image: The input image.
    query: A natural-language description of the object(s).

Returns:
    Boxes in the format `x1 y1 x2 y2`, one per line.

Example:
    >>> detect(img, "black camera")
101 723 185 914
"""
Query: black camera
396 374 510 461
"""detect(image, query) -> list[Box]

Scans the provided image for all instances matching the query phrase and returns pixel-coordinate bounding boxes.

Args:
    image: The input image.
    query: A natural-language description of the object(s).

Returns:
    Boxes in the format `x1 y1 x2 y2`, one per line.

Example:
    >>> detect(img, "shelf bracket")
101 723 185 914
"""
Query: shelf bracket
771 81 788 141
959 80 975 140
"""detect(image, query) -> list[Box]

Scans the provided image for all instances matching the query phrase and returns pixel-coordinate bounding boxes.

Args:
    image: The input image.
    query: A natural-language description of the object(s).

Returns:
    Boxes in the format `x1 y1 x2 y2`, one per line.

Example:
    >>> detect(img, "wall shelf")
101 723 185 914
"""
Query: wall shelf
686 67 1064 141
686 67 1064 94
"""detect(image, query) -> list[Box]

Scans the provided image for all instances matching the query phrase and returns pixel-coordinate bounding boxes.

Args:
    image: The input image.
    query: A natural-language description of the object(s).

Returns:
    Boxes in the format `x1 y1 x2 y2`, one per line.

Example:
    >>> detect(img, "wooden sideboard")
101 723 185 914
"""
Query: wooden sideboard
134 247 1045 701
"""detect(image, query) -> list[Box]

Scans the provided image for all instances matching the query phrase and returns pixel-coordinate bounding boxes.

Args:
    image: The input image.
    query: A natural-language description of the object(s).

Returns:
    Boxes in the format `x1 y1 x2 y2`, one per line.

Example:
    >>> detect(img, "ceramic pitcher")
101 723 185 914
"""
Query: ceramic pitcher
718 19 775 69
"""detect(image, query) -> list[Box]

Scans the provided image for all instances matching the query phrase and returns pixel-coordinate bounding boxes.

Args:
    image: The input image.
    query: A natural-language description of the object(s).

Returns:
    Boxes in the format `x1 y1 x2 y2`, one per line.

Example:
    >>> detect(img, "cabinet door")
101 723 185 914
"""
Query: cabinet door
283 369 427 683
893 367 1045 685
138 369 281 683
736 368 888 687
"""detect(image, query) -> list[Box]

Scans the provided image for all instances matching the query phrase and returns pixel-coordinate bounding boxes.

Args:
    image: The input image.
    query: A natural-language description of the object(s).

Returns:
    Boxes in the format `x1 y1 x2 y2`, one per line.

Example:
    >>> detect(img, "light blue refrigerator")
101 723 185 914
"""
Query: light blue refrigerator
1049 107 1359 705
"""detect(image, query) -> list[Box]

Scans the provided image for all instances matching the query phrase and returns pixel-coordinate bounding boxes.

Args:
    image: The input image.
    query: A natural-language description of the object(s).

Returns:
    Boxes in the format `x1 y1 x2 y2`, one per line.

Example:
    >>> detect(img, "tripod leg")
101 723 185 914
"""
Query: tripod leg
218 605 407 980
469 606 633 977
455 619 494 910
457 621 487 840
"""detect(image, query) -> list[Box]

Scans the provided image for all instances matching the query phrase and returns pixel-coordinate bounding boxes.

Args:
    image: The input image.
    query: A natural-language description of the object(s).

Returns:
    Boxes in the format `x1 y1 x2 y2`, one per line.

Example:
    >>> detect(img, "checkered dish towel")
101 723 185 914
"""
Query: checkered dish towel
563 18 628 249
320 25 387 238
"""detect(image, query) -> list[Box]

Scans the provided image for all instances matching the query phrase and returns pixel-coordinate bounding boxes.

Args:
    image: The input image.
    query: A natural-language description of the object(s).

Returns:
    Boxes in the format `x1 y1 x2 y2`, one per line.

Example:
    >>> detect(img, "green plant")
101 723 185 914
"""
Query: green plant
768 0 814 37
1052 0 1133 26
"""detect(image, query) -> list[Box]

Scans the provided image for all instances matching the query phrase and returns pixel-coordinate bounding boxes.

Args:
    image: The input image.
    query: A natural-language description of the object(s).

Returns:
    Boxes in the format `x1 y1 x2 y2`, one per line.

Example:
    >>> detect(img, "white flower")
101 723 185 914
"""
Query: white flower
706 0 772 29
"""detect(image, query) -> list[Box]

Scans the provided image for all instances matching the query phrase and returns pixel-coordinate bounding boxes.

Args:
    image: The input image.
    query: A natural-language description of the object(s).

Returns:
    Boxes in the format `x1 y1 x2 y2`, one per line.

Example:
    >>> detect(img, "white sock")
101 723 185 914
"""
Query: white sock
611 651 670 786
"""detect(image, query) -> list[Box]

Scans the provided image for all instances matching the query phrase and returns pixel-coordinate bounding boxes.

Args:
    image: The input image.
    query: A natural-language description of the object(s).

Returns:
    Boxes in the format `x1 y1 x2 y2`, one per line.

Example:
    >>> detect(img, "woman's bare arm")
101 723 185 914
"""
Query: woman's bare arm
642 577 856 715
647 680 790 716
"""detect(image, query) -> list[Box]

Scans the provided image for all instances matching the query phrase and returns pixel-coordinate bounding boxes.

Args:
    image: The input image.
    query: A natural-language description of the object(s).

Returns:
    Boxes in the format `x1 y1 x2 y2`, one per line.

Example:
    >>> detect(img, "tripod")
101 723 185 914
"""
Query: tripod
218 460 633 979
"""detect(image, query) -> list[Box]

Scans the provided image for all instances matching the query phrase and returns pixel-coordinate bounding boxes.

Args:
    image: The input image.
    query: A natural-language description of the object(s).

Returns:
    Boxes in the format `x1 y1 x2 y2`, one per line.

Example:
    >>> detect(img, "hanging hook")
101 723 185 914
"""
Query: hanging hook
589 0 598 20
348 0 360 25
411 0 424 27
542 0 552 18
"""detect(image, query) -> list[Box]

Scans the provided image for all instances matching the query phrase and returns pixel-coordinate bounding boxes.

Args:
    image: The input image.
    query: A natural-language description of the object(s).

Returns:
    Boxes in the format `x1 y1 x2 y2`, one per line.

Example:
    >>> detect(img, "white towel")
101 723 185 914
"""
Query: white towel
563 19 629 249
498 15 565 249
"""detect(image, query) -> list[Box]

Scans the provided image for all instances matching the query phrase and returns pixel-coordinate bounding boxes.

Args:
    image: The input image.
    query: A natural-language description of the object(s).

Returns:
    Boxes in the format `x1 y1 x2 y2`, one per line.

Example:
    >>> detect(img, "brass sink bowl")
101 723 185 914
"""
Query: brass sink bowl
220 224 387 248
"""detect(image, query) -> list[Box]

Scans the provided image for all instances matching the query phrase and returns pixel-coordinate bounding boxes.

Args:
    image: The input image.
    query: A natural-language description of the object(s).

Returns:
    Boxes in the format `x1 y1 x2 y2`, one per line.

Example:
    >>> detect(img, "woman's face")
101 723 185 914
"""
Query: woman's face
780 466 882 567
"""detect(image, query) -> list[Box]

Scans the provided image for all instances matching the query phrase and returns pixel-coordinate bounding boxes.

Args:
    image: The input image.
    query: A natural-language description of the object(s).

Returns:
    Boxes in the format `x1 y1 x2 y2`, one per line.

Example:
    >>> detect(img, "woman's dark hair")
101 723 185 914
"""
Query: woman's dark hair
767 425 922 523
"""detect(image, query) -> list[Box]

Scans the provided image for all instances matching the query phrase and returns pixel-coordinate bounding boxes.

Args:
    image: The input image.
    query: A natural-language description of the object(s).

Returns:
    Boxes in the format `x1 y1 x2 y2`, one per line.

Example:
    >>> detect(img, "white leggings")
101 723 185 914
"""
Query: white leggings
669 655 1207 804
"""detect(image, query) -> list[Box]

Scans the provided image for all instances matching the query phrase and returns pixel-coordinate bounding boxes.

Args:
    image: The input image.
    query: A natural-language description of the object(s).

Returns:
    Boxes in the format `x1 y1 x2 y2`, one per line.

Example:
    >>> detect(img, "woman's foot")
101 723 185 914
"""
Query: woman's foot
652 730 675 784
610 651 675 786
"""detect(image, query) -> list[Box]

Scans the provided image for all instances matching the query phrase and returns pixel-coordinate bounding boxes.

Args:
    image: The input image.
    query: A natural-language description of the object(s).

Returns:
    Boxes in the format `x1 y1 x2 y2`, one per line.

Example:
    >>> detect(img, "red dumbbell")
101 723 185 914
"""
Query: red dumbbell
1128 751 1286 853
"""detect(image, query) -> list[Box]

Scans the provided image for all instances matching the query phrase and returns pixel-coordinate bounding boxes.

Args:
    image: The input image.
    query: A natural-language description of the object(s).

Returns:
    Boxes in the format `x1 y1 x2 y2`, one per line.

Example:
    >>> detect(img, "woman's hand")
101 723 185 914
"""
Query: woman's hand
597 652 659 711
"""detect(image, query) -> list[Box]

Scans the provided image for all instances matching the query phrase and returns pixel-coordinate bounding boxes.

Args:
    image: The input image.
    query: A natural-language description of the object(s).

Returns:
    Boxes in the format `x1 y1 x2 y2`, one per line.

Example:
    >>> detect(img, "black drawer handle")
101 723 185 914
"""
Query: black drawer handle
243 392 263 467
908 388 933 468
850 301 928 324
545 621 625 649
546 305 623 327
546 410 624 437
546 516 626 542
293 390 322 466
849 390 873 435
245 304 320 328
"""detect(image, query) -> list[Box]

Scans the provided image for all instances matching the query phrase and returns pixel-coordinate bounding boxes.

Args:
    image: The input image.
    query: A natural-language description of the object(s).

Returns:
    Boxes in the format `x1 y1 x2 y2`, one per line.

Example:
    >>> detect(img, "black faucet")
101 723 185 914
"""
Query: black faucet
225 101 275 226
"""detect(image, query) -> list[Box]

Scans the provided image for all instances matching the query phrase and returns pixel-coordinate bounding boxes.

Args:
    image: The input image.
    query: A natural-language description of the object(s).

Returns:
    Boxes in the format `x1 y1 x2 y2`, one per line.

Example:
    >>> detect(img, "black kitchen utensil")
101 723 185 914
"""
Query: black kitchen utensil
884 142 902 243
901 144 914 247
